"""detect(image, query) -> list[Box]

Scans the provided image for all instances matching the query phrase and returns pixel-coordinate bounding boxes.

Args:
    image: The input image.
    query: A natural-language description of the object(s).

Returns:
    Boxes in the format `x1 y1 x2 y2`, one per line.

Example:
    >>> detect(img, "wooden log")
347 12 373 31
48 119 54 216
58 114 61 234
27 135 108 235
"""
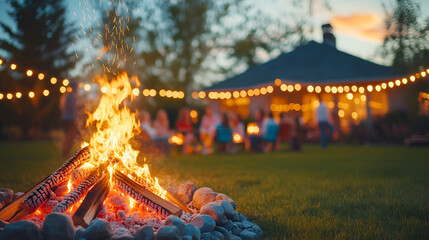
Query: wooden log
166 192 193 213
113 170 182 217
72 174 110 227
71 167 92 185
0 176 48 222
23 147 92 213
53 170 99 213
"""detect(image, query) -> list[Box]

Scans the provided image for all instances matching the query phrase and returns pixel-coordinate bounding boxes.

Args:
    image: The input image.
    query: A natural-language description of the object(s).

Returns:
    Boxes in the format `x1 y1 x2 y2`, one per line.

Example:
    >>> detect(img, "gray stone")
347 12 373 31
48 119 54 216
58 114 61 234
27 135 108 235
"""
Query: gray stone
182 235 193 240
200 203 227 225
211 200 234 219
183 224 200 240
214 226 230 240
242 221 253 229
200 232 212 240
239 230 258 240
74 227 85 240
83 218 112 240
215 194 236 210
223 220 234 231
191 187 217 209
251 225 263 238
155 225 180 240
0 219 8 228
232 212 240 222
230 234 241 240
136 226 155 240
164 215 185 235
111 227 134 240
211 231 224 240
177 183 197 204
0 188 13 204
235 222 243 230
0 220 43 240
43 212 75 240
238 214 246 222
231 225 241 236
190 214 216 233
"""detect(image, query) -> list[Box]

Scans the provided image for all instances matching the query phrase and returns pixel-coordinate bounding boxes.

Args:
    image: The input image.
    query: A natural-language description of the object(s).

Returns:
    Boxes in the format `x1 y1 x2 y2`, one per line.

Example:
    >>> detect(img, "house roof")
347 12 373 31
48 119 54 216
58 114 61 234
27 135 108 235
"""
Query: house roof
206 41 403 91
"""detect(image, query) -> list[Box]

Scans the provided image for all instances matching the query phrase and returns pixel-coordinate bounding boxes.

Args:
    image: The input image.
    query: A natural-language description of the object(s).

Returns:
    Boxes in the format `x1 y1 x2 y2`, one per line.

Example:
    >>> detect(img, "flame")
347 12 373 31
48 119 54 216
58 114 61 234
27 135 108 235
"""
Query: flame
66 179 72 194
84 72 166 198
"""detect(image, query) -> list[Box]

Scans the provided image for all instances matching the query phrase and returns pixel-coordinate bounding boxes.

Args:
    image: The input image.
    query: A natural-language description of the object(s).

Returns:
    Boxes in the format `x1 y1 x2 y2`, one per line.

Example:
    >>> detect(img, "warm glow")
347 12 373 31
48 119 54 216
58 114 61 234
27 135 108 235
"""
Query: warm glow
381 83 387 89
331 86 338 94
67 87 73 93
367 85 373 92
287 85 294 92
274 78 282 86
38 73 44 80
84 84 91 91
0 93 3 100
267 86 274 93
307 85 314 93
7 93 13 100
260 87 267 95
149 89 157 97
280 84 287 91
375 85 381 92
192 92 198 99
325 86 331 93
60 86 67 93
421 71 426 77
63 79 70 86
338 86 344 93
219 92 225 99
51 77 57 84
233 91 240 98
28 91 35 98
43 90 49 96
347 93 353 100
395 80 401 86
233 132 243 143
315 86 322 93
246 122 260 135
294 84 302 91
169 133 184 146
254 88 260 96
247 89 254 97
16 92 22 98
26 70 33 77
0 59 2 65
344 86 350 92
351 85 358 92
388 82 394 88
199 91 206 99
159 89 166 97
351 112 358 119
112 88 118 95
240 90 247 97
190 110 198 119
410 76 415 82
224 92 231 99
338 109 345 118
358 87 365 93
402 78 407 84
10 64 16 70
132 88 140 96
361 95 366 101
313 100 320 108
143 89 150 97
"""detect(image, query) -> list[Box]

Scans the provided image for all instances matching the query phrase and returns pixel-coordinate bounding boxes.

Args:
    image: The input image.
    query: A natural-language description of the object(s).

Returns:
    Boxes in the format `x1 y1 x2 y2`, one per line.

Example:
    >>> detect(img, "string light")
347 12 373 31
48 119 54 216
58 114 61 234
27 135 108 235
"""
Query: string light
307 85 314 93
367 85 373 92
198 91 206 99
358 87 365 93
38 73 44 80
7 93 13 99
62 79 69 86
132 88 139 96
351 85 358 92
325 86 331 93
26 70 33 77
0 93 3 100
395 80 401 86
280 84 287 91
0 59 3 65
60 86 67 93
10 64 16 70
295 84 301 91
287 85 293 92
267 86 274 93
50 77 57 84
344 86 350 92
315 86 322 93
402 78 407 84
16 92 22 98
381 83 387 89
84 84 91 91
43 90 49 96
28 91 35 98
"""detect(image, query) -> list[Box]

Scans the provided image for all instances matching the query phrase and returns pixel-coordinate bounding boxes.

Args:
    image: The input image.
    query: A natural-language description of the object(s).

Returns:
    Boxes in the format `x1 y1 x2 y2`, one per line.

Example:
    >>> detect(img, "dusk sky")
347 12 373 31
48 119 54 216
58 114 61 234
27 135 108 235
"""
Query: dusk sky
0 0 428 67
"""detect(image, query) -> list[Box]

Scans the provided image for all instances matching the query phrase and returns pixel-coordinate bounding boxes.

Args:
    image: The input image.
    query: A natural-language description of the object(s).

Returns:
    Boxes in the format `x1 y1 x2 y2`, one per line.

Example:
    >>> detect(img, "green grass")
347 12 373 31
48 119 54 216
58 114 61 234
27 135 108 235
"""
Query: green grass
0 141 428 239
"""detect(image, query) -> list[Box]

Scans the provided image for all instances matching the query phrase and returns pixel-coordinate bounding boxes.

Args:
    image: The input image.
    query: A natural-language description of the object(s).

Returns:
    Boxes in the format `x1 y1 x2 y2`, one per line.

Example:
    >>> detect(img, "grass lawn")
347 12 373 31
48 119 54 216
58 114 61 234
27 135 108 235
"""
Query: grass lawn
0 141 428 239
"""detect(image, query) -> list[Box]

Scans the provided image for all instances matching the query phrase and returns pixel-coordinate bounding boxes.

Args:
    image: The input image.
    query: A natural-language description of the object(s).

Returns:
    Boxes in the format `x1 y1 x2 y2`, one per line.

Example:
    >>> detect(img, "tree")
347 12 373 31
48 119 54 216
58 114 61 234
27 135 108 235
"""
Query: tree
0 0 77 139
381 0 429 72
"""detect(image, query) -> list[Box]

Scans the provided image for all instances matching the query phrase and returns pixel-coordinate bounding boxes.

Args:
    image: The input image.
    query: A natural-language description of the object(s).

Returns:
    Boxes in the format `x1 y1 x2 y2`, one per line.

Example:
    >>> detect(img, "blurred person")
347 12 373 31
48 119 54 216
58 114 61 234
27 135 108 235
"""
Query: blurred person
276 112 292 150
215 113 233 153
230 112 249 152
152 109 171 154
60 81 78 157
176 108 198 154
290 117 303 151
260 111 279 152
199 106 220 154
139 110 156 140
316 100 333 149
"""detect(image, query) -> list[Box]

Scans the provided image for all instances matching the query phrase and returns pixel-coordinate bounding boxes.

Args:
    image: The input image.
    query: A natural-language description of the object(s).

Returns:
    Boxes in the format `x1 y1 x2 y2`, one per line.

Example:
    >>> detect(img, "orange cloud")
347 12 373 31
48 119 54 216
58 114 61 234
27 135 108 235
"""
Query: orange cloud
331 13 386 43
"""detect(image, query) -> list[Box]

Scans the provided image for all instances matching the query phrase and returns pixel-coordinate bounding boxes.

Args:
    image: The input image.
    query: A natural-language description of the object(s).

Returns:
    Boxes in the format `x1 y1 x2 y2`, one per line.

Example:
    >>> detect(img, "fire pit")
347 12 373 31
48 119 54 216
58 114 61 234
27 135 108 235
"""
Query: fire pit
0 74 263 240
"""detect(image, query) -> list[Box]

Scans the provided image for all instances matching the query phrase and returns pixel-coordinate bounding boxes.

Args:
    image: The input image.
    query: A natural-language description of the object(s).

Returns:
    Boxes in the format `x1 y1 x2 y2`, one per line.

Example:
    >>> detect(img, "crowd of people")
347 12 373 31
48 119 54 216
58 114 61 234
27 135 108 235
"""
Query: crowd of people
137 106 319 155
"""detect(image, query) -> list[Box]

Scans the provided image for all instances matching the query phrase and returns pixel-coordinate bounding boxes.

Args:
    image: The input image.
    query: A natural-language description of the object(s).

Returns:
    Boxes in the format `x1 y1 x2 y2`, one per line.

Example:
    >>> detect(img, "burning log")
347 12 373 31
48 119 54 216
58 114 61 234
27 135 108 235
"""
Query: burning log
113 170 182 217
71 167 92 185
72 174 110 227
53 170 99 213
22 147 92 213
0 176 48 222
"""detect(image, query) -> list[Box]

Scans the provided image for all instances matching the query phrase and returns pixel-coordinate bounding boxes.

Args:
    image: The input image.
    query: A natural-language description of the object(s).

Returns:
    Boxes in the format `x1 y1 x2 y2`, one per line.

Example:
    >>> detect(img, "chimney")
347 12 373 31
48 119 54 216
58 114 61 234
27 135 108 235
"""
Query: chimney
322 23 336 48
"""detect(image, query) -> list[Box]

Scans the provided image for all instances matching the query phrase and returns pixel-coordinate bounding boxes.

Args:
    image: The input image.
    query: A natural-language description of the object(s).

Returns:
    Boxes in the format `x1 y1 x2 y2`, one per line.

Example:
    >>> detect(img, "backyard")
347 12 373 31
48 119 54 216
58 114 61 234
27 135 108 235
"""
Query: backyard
0 141 428 239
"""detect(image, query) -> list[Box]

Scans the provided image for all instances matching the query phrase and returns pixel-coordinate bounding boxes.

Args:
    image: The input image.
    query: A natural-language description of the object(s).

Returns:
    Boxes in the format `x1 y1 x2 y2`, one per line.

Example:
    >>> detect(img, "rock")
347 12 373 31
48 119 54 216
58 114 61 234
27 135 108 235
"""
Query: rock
13 192 24 201
211 231 225 240
230 234 241 240
190 214 216 233
0 188 13 204
211 200 234 219
177 183 197 204
231 227 241 236
111 227 134 240
200 203 227 225
251 225 263 238
136 226 155 240
83 218 112 240
191 187 217 209
0 219 8 228
200 232 212 240
235 222 243 230
232 212 240 222
117 210 127 221
242 221 253 229
215 194 236 210
239 230 258 240
183 224 200 240
166 187 179 199
74 227 85 240
223 220 234 231
182 235 193 240
155 225 180 240
238 214 246 222
164 215 185 235
43 213 75 240
0 220 43 240
214 226 230 240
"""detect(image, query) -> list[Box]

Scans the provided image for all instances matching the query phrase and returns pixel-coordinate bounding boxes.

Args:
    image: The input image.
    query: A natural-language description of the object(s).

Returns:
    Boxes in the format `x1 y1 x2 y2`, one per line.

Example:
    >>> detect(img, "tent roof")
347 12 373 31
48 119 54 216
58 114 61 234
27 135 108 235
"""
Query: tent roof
206 41 403 91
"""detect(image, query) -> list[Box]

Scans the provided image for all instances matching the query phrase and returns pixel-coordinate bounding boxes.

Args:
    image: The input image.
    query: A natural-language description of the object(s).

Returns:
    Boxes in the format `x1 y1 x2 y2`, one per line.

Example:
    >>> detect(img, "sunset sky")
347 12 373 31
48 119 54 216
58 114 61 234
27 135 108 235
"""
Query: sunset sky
0 0 428 67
